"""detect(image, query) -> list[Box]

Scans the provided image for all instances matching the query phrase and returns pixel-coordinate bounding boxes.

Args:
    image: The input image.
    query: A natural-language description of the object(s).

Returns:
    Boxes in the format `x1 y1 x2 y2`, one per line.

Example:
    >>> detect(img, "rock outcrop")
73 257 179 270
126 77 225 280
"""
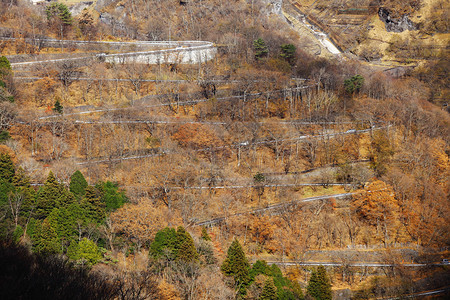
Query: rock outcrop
378 7 416 32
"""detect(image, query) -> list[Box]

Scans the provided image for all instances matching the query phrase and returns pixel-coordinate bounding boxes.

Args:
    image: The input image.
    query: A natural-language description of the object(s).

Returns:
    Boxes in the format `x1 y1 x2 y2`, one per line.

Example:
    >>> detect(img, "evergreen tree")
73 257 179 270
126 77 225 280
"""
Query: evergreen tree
251 261 304 300
201 226 211 241
81 185 105 224
52 99 63 114
66 202 87 226
260 279 278 300
46 207 77 245
0 153 15 183
0 130 10 143
25 218 40 240
69 170 88 199
96 181 127 211
221 239 250 296
0 180 14 208
67 239 79 260
34 219 60 255
12 225 24 242
77 238 102 266
0 56 11 78
35 172 71 219
253 38 268 60
280 44 296 65
176 227 199 262
150 227 199 263
344 75 364 95
46 2 72 26
307 266 332 300
0 56 13 102
150 227 179 260
12 167 30 188
250 260 270 279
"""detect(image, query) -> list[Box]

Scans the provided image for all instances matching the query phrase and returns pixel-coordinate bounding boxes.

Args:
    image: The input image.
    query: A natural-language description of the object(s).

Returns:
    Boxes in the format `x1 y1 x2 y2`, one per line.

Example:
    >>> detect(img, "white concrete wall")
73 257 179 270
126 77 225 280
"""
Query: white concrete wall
4 38 217 66
103 44 217 64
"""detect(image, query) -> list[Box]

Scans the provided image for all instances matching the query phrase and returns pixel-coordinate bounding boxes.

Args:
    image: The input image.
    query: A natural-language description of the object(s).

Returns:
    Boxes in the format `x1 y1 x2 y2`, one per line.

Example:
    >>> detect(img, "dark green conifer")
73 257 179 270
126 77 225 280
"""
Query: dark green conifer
176 227 199 262
0 180 14 208
46 207 77 245
69 170 88 199
150 227 178 260
253 38 268 60
280 44 297 65
34 219 60 255
35 171 71 219
82 185 106 224
0 56 11 78
201 226 211 241
12 225 24 242
53 99 63 114
12 167 30 188
307 265 332 300
46 2 73 25
0 153 15 183
96 181 127 211
260 279 278 300
0 130 10 143
250 260 270 279
344 74 364 95
221 239 250 296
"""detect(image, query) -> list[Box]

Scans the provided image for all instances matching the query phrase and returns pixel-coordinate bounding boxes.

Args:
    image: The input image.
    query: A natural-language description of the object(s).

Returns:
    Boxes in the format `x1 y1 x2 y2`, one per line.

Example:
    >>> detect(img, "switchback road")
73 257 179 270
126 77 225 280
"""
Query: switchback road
194 192 353 227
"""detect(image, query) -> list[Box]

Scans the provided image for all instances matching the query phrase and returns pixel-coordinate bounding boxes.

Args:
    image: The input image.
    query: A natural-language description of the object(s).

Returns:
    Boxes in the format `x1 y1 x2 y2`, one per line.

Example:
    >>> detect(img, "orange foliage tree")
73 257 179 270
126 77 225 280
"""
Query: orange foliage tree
352 180 404 246
110 202 181 247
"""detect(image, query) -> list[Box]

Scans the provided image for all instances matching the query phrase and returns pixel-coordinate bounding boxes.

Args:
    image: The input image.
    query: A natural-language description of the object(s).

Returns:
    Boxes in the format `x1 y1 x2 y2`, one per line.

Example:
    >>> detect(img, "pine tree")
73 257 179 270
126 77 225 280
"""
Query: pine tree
307 266 332 300
35 172 61 218
221 239 250 296
46 2 72 26
69 170 88 199
344 75 364 95
280 44 296 65
260 279 278 300
253 38 268 60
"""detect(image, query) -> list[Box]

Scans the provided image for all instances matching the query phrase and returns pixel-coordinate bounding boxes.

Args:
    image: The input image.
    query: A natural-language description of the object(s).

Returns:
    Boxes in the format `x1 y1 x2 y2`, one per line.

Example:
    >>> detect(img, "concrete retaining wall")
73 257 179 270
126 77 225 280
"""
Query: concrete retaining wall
3 38 217 66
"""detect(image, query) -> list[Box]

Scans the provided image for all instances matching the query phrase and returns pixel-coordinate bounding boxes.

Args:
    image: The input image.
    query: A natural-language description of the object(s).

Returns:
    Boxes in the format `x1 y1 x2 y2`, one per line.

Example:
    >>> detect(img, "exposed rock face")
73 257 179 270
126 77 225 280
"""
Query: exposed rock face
260 0 282 15
378 7 416 32
99 12 127 33
69 2 93 16
268 0 282 15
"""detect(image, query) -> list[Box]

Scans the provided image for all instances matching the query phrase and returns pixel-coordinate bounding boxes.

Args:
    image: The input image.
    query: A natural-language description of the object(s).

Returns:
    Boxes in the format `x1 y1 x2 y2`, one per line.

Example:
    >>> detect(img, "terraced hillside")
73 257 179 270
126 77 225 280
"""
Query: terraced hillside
285 0 449 61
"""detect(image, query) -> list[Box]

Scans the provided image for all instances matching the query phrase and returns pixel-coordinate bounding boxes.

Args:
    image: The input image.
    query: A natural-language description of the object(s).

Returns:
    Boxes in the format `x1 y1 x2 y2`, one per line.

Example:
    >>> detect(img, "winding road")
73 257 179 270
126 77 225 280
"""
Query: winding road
194 192 353 227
